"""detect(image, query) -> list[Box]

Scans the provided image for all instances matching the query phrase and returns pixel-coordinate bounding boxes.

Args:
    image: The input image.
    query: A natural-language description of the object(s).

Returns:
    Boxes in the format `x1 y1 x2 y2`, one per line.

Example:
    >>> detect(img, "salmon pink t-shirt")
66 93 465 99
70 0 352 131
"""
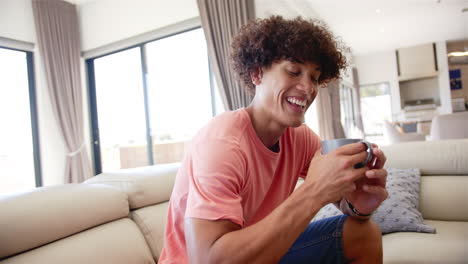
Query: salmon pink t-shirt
158 109 320 263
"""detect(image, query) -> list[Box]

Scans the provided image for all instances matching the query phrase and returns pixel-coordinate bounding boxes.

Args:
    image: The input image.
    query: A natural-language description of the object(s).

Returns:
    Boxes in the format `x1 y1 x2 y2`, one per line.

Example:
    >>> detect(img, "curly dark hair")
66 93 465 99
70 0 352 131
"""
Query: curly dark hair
231 15 348 94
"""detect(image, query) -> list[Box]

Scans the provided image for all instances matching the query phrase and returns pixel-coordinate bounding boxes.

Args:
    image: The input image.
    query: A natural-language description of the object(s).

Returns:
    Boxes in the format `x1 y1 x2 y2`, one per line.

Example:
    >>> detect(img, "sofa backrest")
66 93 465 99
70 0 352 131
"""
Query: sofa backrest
85 162 179 261
0 184 154 264
382 139 468 221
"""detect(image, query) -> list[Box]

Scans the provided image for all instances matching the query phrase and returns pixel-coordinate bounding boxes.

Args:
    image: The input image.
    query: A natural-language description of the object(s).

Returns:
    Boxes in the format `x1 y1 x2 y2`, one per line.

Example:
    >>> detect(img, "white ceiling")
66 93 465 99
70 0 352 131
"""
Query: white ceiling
256 0 468 55
68 0 468 55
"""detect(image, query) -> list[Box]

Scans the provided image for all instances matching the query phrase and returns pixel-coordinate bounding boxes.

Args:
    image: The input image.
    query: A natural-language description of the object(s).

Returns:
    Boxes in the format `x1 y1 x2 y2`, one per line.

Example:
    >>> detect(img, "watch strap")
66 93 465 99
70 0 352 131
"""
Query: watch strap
345 198 373 217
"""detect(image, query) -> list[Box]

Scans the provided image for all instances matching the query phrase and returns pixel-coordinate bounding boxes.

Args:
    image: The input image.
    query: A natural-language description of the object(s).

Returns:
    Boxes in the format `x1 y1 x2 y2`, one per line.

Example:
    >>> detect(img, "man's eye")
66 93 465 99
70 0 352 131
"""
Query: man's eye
288 70 300 76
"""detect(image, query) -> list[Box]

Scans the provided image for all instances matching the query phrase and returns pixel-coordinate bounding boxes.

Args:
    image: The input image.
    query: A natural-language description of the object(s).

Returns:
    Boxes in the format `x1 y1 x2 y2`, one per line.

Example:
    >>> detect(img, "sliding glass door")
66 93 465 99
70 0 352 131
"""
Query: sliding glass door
88 27 220 174
145 28 212 165
92 47 148 172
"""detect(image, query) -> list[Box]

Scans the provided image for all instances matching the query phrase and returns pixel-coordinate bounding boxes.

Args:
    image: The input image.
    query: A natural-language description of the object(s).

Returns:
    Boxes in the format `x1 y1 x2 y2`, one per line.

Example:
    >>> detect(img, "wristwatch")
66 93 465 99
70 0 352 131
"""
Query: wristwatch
345 198 373 217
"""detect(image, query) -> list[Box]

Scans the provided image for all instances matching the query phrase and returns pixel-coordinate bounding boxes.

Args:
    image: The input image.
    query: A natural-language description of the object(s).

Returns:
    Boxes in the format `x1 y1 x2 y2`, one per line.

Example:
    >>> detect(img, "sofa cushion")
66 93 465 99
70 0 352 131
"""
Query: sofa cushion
419 175 468 221
0 218 155 264
381 139 468 175
312 168 436 234
131 202 169 261
0 184 129 259
85 162 179 210
382 220 468 264
372 168 435 234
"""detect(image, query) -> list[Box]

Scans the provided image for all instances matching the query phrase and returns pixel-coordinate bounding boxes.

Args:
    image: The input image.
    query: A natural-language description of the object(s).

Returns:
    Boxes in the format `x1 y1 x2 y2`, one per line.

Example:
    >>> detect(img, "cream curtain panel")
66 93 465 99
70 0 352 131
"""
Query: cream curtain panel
316 80 345 140
197 0 255 110
351 67 365 133
316 86 334 140
329 80 346 139
32 0 92 183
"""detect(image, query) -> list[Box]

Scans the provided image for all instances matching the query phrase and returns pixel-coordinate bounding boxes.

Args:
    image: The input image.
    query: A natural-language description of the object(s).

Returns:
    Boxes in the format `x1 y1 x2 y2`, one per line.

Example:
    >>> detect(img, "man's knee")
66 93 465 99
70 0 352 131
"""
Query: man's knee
360 219 381 242
345 217 381 241
343 218 383 262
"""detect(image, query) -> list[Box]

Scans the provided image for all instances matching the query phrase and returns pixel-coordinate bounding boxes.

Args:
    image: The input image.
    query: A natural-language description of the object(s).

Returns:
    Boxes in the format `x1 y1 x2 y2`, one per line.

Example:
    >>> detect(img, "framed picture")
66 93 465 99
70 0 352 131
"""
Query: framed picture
449 69 462 90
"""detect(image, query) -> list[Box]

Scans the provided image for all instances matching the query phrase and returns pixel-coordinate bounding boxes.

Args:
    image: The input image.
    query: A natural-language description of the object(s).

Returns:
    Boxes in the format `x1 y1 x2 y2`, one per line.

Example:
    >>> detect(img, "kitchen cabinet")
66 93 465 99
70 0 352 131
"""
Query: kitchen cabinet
396 43 438 81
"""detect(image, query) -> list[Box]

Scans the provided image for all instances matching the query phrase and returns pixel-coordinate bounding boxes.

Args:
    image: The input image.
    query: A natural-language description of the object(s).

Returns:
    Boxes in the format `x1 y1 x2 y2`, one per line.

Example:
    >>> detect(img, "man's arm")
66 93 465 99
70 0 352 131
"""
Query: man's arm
185 182 324 264
185 143 371 264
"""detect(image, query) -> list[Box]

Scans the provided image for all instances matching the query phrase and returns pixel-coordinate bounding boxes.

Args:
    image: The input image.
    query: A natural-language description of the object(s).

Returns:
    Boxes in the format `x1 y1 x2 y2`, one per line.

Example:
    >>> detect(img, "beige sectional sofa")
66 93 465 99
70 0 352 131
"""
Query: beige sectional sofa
380 139 468 263
0 163 179 264
1 139 467 263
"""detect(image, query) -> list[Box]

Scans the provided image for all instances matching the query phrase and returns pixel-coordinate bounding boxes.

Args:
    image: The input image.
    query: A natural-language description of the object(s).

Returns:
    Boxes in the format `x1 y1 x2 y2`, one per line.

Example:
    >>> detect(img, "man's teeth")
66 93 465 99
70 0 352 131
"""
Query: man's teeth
287 97 306 107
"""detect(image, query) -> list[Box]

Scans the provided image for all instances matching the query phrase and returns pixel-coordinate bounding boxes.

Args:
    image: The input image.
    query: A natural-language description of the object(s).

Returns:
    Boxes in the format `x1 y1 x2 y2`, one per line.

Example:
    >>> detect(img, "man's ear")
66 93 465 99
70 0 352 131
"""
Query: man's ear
250 67 263 86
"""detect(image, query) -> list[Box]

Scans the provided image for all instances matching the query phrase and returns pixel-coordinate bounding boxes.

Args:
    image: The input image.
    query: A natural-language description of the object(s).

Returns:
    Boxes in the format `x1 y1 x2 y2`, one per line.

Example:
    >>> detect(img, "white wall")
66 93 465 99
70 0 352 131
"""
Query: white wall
354 51 401 120
79 0 199 51
435 41 452 114
0 0 67 186
0 0 36 43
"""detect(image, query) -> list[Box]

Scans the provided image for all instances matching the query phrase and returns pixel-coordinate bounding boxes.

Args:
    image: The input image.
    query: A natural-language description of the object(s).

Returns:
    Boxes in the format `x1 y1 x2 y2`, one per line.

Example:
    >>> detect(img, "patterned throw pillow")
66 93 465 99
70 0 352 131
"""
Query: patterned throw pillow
312 168 436 234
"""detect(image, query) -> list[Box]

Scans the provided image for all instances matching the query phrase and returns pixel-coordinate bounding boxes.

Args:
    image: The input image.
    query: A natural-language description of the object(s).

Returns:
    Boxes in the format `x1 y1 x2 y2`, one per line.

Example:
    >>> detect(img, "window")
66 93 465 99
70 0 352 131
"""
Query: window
145 29 213 165
359 82 392 145
211 74 226 116
305 99 320 135
87 27 222 174
339 83 359 138
92 47 148 172
0 47 41 195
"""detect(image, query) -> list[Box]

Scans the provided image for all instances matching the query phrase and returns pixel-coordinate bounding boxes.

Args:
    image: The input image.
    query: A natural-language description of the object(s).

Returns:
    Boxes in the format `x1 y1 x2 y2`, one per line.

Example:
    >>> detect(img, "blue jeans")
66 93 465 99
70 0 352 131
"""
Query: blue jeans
279 215 349 264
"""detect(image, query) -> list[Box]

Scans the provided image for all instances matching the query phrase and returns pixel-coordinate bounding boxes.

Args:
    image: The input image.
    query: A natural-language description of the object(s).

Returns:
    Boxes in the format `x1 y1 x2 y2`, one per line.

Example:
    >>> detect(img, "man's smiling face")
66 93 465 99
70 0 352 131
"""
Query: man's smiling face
251 59 321 128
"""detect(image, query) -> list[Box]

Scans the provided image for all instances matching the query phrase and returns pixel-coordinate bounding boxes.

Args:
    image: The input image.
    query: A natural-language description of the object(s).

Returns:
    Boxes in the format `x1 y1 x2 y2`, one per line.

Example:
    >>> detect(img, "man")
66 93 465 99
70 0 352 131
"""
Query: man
159 16 388 264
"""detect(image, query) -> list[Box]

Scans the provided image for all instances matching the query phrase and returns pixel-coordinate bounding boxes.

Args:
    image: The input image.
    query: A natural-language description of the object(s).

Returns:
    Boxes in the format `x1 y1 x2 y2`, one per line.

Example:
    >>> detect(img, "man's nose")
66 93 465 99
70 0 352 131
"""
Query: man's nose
296 77 316 96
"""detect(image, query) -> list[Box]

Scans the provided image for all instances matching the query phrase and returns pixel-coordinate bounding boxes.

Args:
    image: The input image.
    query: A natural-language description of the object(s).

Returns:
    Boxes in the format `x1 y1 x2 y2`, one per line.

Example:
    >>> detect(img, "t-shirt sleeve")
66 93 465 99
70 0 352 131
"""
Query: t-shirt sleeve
185 139 246 227
299 125 321 179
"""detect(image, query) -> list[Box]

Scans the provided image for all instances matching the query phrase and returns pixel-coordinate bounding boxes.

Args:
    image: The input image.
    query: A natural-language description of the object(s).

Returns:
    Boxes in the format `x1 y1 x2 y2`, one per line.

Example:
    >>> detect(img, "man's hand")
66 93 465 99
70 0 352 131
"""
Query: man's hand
345 145 388 215
305 143 371 207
